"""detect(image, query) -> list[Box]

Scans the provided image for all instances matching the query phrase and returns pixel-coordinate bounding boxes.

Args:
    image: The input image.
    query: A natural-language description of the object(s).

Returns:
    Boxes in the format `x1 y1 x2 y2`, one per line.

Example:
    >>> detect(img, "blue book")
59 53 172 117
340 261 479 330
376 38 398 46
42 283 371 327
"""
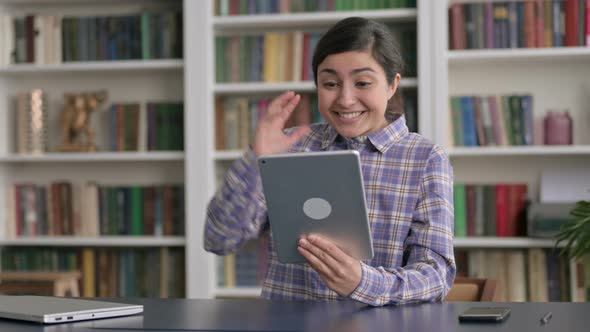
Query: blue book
520 95 534 146
460 96 478 146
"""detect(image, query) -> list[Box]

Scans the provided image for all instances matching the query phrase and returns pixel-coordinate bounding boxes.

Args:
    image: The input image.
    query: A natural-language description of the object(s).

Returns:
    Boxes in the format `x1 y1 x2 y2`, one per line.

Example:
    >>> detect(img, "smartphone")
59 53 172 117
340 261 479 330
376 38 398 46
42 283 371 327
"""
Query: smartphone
458 307 511 322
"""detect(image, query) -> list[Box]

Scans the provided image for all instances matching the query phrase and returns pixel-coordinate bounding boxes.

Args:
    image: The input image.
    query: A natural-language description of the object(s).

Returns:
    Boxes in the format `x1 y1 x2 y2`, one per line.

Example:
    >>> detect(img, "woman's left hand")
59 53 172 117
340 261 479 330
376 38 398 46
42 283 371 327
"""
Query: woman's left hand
297 235 362 297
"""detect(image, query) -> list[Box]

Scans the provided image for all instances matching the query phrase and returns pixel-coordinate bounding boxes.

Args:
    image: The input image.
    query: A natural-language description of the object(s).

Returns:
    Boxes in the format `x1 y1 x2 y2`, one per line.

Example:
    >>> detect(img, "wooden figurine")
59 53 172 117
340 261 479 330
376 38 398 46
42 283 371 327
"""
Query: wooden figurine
59 90 107 152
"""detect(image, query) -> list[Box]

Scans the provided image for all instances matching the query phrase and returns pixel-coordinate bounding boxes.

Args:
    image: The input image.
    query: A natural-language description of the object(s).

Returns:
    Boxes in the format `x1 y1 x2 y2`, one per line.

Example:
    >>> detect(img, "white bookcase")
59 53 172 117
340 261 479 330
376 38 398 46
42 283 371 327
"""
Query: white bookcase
200 0 433 298
430 0 590 301
0 0 213 298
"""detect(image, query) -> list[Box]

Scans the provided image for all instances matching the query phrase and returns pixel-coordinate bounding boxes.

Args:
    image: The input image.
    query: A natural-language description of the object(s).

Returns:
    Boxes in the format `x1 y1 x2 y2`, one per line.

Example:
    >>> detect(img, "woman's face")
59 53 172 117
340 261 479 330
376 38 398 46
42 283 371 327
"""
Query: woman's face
316 50 400 138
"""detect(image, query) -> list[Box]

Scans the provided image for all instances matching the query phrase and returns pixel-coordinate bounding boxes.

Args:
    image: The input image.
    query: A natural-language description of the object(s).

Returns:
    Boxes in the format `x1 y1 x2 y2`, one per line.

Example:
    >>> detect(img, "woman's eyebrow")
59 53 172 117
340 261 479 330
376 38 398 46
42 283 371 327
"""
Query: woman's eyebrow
319 67 376 75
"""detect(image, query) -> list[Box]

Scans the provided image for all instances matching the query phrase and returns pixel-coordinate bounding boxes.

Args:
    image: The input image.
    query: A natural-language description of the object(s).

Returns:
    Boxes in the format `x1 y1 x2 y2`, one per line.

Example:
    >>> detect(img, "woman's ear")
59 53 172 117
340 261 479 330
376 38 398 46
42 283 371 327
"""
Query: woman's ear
388 73 402 100
389 73 402 98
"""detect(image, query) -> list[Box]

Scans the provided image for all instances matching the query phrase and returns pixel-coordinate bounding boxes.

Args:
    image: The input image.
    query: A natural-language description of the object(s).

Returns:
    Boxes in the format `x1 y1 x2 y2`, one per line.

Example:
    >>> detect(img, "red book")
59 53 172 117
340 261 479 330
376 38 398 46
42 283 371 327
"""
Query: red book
14 184 23 236
450 4 467 50
163 186 174 235
565 0 579 46
535 0 545 47
301 33 311 81
143 186 156 235
495 184 510 237
524 1 536 48
508 184 528 236
586 0 590 46
51 183 63 236
25 15 35 63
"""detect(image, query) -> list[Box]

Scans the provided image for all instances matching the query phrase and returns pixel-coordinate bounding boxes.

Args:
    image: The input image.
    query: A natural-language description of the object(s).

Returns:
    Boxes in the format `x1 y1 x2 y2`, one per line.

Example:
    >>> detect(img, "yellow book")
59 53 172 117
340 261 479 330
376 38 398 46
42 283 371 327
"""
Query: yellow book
224 254 236 288
160 247 170 298
82 248 96 297
263 33 279 82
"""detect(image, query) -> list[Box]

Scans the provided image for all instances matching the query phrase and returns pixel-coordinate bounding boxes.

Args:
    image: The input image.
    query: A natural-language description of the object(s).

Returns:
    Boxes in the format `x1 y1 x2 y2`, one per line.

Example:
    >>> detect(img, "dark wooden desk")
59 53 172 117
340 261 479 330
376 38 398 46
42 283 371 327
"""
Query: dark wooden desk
0 298 588 332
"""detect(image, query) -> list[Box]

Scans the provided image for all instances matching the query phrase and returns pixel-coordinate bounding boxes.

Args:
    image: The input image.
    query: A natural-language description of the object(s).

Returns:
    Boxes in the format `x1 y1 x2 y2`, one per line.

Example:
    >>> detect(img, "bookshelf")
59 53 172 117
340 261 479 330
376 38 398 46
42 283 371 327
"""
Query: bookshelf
431 0 590 301
202 0 431 298
0 0 202 298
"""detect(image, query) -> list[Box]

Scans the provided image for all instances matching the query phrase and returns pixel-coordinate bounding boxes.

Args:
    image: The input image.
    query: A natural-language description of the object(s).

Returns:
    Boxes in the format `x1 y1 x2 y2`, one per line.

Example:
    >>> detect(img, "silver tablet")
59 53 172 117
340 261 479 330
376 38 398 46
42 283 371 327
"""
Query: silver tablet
258 150 374 264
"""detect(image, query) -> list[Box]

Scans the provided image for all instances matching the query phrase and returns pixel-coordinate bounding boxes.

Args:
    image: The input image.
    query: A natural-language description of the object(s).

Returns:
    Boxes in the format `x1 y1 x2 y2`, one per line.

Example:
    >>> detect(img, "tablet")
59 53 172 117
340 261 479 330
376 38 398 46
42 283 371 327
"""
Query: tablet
258 150 374 264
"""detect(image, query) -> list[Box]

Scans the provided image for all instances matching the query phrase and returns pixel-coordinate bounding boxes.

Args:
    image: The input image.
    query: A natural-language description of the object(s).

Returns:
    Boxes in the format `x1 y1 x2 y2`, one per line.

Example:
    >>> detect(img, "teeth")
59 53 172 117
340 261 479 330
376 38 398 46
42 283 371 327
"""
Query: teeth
337 111 363 119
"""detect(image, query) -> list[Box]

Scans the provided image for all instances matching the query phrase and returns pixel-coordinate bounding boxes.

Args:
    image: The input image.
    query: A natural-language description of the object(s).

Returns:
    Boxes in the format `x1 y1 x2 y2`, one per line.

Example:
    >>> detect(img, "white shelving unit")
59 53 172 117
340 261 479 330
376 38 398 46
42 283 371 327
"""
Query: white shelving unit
0 236 185 247
215 78 419 95
213 8 418 30
0 59 183 74
0 0 204 298
448 146 590 157
0 152 184 163
200 0 433 298
432 0 590 301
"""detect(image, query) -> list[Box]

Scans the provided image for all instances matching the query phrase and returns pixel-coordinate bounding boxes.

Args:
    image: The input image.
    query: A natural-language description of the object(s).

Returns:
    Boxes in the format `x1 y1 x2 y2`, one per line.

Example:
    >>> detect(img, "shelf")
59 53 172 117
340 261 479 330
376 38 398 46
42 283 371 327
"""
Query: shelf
214 287 262 298
0 152 185 163
0 59 184 75
214 150 244 161
0 236 186 247
214 78 418 95
213 9 417 30
448 146 590 157
454 237 563 249
448 47 590 65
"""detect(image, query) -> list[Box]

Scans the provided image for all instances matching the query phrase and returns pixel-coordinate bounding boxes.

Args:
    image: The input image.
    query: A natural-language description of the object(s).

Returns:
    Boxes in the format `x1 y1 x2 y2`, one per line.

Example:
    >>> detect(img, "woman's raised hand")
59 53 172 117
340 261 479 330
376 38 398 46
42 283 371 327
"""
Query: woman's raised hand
253 91 311 156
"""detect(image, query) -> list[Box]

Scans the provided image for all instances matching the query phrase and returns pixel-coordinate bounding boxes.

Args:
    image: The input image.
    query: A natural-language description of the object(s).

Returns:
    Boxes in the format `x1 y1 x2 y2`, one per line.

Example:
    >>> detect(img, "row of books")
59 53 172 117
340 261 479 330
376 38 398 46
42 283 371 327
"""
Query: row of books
0 11 182 65
1 247 185 298
5 182 185 237
456 249 577 302
218 237 269 287
449 1 590 50
215 94 320 150
450 95 534 147
215 26 416 83
453 184 528 237
108 102 184 152
216 32 320 83
215 92 417 151
214 0 416 16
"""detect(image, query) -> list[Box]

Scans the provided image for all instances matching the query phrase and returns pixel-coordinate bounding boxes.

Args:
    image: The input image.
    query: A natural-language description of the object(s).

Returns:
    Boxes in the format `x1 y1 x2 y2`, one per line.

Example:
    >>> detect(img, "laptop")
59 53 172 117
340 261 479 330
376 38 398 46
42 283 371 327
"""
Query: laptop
0 295 143 324
258 150 374 264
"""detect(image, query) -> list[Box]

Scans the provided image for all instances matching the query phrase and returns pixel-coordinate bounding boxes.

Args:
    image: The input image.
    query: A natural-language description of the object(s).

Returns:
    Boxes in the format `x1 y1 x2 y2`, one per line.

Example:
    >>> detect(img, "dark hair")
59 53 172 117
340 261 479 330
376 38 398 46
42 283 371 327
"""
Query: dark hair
312 17 406 121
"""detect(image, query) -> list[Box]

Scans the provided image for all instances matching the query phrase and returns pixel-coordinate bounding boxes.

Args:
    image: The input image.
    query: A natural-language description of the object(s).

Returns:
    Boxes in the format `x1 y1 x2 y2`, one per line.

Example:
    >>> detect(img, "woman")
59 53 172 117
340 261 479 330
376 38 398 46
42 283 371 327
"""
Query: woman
204 17 455 306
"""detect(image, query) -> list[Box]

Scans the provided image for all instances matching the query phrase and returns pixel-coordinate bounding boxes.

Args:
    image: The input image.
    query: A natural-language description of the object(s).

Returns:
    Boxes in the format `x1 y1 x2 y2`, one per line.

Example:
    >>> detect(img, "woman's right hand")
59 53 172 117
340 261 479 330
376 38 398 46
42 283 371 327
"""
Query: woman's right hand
253 91 311 156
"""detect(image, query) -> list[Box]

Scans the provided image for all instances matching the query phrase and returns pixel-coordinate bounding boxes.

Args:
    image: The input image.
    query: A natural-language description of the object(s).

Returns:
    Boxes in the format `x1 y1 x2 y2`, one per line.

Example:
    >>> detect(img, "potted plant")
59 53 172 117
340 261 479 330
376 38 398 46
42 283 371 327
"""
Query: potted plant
555 201 590 259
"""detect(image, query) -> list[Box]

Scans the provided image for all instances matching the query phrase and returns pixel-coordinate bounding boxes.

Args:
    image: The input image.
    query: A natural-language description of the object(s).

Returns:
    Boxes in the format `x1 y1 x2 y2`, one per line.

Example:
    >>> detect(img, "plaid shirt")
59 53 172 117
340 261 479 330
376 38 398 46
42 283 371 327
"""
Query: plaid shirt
204 116 456 306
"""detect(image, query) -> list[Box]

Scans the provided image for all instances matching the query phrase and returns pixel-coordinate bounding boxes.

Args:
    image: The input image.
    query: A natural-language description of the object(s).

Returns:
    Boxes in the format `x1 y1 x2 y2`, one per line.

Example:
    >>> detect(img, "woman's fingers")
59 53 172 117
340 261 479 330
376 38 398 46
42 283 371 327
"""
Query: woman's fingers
286 126 312 146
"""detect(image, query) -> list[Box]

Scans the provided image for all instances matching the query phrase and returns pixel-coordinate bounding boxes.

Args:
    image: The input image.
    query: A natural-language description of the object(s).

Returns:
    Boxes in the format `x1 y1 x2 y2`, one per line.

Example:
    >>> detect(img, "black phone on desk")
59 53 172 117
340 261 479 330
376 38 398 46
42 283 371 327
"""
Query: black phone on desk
458 307 511 323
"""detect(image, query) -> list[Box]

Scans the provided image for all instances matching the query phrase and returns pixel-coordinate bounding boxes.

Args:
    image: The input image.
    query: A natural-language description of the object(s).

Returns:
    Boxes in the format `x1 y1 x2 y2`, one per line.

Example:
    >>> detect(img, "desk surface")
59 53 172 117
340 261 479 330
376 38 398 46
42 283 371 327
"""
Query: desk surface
0 298 588 332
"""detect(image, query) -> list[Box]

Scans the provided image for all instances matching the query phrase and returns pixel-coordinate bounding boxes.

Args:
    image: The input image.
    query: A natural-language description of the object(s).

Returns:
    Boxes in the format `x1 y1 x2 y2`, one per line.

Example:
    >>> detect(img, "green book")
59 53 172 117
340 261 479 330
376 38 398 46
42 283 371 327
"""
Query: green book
509 95 524 145
131 186 144 235
141 12 152 60
450 97 464 146
454 184 467 237
501 96 514 145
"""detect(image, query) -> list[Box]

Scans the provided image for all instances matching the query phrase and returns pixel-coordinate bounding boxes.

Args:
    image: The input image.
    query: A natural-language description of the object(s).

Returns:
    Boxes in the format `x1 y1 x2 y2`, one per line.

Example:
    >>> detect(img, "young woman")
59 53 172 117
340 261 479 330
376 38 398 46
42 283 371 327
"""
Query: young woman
204 17 455 306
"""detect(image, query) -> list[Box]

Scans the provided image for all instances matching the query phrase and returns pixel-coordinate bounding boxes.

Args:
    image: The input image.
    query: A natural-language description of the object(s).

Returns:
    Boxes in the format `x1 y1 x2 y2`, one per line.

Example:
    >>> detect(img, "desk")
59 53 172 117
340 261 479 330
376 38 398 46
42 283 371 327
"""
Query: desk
0 298 588 332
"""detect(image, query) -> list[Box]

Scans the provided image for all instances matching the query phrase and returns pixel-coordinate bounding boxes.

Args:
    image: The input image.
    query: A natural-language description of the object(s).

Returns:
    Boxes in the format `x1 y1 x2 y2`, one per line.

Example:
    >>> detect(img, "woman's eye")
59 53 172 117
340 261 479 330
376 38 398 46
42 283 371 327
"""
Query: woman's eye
356 81 372 88
322 82 338 88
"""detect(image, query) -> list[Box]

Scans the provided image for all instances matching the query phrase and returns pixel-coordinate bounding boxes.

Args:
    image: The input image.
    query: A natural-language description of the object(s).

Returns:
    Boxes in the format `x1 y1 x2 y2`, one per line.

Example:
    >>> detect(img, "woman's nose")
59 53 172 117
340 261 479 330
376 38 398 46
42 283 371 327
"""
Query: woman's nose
336 85 356 108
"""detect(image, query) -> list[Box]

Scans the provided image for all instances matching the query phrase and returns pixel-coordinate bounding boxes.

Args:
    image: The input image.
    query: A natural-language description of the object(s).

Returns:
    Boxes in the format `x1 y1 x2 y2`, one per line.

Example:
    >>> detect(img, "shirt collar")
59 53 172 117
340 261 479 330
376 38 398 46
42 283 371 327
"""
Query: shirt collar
320 116 409 153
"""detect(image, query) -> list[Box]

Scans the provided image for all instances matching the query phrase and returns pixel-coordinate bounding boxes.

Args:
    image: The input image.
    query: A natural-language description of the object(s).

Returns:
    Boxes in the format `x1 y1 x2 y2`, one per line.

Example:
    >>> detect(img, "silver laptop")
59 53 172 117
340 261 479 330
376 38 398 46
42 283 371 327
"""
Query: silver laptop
258 150 374 263
0 295 143 324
